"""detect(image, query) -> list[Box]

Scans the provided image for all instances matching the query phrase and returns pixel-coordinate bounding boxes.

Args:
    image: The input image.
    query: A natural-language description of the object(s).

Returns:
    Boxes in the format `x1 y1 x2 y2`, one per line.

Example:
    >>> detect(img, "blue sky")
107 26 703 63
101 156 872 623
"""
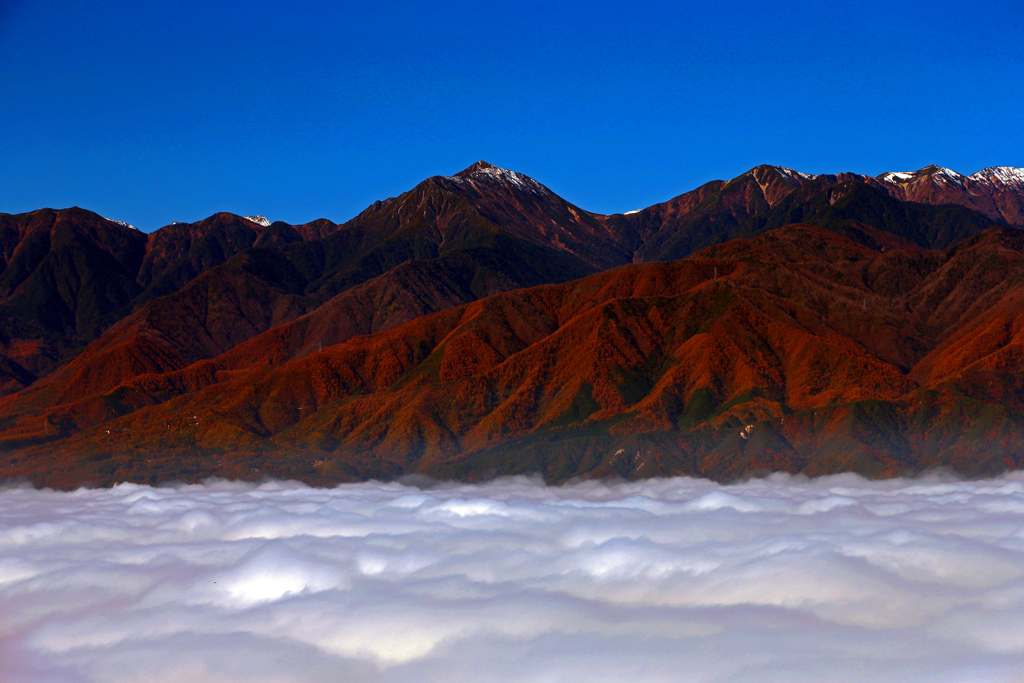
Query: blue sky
2 0 1022 231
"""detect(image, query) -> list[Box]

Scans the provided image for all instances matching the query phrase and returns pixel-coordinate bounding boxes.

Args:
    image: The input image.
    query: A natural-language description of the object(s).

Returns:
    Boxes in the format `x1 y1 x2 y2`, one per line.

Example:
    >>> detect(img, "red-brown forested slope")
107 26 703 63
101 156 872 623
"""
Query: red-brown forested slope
7 223 1024 487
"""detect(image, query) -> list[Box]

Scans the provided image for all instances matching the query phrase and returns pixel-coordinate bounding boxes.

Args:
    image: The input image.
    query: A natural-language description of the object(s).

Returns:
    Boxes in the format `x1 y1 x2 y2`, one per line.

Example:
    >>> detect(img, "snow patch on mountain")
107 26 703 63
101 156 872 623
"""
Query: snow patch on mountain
933 167 966 186
478 165 540 192
774 166 815 182
879 171 914 183
243 215 271 227
624 209 642 215
104 217 139 231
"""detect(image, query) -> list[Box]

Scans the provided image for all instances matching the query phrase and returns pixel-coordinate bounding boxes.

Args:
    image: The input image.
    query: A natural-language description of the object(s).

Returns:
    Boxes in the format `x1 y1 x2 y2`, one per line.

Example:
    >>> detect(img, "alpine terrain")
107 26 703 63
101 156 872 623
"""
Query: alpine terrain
2 161 1024 488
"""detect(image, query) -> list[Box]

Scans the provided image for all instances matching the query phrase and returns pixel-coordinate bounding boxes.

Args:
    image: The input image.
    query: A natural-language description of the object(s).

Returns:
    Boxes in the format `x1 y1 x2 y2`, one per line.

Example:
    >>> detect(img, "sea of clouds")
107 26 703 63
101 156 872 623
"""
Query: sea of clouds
2 473 1024 682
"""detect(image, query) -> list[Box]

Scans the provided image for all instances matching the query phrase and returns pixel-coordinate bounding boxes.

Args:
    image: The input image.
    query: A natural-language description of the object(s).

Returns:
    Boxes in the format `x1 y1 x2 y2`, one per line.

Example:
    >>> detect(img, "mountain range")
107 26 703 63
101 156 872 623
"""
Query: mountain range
2 161 1023 488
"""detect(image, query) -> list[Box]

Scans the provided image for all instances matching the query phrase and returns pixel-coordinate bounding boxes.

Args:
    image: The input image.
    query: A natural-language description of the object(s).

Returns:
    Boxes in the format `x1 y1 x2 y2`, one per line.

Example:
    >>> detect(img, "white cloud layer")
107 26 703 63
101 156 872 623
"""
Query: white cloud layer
2 473 1024 682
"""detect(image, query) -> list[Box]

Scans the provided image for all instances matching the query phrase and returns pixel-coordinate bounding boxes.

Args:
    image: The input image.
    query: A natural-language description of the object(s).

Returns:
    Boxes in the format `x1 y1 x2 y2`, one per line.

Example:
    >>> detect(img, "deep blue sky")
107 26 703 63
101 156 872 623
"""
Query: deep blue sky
2 0 1023 231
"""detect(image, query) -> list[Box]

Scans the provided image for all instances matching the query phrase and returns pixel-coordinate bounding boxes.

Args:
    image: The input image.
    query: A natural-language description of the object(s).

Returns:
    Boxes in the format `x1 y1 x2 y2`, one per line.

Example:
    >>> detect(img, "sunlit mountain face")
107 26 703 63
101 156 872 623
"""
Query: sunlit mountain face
3 162 1024 488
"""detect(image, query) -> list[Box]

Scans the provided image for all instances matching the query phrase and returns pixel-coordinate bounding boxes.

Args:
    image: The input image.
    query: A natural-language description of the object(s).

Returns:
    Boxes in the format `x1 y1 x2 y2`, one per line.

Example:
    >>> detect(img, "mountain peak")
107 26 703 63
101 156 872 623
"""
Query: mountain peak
243 215 271 227
456 160 500 176
878 165 964 185
450 161 549 195
735 165 817 186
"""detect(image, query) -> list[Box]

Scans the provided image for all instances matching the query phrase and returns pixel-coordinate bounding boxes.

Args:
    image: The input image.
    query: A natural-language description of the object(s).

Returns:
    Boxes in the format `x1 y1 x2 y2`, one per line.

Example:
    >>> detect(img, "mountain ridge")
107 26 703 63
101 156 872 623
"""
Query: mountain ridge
3 160 1024 488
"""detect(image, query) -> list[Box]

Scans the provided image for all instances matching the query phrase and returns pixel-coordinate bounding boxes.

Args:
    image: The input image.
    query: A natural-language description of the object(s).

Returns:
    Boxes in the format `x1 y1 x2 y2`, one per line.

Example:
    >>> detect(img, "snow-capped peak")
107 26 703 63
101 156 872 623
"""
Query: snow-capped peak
450 161 549 195
243 215 271 227
969 166 1024 188
104 217 139 231
878 166 964 186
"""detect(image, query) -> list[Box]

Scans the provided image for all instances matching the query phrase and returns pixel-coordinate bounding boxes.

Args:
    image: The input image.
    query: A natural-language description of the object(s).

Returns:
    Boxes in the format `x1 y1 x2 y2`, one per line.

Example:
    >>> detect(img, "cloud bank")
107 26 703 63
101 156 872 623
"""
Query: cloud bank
2 473 1024 682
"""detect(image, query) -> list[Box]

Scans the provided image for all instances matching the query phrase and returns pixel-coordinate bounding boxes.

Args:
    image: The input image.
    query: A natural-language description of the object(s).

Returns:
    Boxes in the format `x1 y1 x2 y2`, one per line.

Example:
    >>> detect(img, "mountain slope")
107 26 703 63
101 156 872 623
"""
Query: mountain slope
0 208 148 384
0 208 342 390
135 212 334 303
0 164 625 438
0 233 598 441
8 223 1024 487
